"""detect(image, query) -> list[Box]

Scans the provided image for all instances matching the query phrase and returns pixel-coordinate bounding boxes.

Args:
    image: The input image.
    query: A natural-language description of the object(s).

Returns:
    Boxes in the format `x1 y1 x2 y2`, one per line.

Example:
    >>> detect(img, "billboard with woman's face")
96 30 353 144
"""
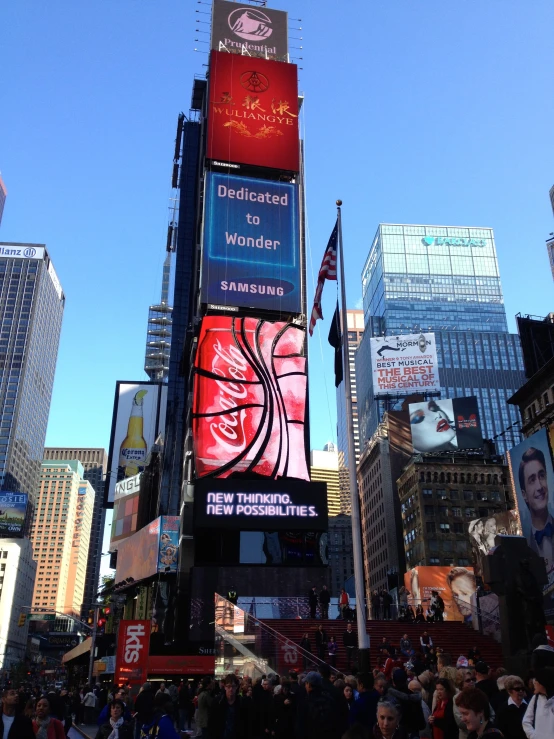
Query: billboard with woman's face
404 566 476 622
408 396 483 454
468 511 521 577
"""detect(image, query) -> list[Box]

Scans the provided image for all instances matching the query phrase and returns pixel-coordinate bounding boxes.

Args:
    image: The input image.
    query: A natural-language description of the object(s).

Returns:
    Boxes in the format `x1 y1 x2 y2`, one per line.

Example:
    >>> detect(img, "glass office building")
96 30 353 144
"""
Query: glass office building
0 244 65 516
357 224 525 455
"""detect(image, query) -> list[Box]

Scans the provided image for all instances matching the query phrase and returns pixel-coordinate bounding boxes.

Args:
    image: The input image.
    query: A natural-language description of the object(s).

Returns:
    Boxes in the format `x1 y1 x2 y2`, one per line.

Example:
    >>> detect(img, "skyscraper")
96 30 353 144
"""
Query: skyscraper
0 177 6 227
0 539 36 670
43 447 107 616
336 309 364 514
357 224 525 455
310 445 340 517
30 461 94 616
0 244 65 513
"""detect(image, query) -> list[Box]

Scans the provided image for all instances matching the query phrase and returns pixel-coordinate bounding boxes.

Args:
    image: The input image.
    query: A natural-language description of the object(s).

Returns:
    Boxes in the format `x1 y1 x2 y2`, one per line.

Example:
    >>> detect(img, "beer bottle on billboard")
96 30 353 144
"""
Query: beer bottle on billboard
119 390 148 478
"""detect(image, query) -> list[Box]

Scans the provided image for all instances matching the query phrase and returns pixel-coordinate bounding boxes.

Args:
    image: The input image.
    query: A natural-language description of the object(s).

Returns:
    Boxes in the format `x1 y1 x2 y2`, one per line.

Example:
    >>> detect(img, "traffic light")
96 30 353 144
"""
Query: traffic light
87 609 94 625
97 608 108 634
18 613 26 627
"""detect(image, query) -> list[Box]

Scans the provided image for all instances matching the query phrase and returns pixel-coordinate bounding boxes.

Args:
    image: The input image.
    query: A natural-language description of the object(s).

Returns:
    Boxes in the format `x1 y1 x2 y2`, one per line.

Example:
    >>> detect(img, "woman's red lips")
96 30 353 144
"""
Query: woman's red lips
436 419 450 432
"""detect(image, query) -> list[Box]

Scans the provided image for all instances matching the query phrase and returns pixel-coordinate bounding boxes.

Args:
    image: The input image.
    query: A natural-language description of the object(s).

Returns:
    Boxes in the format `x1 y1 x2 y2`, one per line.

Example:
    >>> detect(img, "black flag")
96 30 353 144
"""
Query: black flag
328 301 343 387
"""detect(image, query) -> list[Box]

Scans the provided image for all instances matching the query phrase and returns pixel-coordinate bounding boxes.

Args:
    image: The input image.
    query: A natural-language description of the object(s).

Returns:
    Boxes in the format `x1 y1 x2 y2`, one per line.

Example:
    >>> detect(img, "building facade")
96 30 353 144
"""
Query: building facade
0 539 36 670
310 445 340 517
396 455 512 570
30 461 94 617
327 514 354 596
44 447 107 616
336 309 364 515
0 244 65 514
357 225 525 455
0 177 6 226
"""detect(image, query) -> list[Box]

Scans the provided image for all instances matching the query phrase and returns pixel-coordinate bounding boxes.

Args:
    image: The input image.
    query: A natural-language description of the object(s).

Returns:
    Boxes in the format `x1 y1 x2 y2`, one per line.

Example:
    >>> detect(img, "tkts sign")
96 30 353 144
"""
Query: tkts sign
115 620 151 685
192 316 309 480
207 51 299 172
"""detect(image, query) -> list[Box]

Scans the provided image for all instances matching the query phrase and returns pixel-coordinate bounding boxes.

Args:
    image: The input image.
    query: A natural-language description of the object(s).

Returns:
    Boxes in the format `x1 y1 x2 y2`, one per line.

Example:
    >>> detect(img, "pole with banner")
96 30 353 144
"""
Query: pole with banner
336 200 370 671
115 620 151 686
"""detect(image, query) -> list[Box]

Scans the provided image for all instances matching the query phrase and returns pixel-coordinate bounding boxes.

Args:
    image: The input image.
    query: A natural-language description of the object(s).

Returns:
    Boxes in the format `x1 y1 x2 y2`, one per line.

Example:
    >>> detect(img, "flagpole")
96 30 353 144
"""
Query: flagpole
336 200 370 671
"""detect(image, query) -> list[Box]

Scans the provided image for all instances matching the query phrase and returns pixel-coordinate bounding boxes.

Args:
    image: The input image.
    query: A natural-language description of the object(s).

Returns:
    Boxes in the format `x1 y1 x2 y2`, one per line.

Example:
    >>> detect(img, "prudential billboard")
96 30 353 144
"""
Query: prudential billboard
201 172 301 314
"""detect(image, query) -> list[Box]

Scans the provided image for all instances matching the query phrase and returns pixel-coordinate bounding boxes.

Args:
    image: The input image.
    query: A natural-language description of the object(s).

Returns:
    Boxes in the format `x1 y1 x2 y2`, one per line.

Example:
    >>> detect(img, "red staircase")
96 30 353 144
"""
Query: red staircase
260 619 503 673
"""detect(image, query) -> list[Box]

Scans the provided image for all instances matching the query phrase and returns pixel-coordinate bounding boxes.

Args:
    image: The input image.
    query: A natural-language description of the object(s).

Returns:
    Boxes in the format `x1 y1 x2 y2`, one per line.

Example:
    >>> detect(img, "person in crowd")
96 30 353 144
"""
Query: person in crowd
227 587 238 605
272 678 295 739
344 622 357 670
386 668 426 737
349 672 378 730
372 590 381 620
178 681 192 732
340 683 356 732
429 679 458 739
382 650 396 682
328 635 338 668
430 591 445 622
296 670 339 739
457 657 469 670
522 667 554 739
340 589 351 620
320 585 331 619
530 633 554 672
94 699 133 739
134 682 155 738
300 632 313 671
420 632 433 655
468 648 481 664
24 698 36 720
97 688 132 726
437 655 453 673
407 679 432 738
32 697 66 739
315 624 328 661
455 688 503 739
309 587 318 619
495 676 527 739
1 687 35 738
411 652 427 677
139 693 183 739
383 590 393 620
379 637 393 658
373 701 408 739
82 685 98 726
415 605 426 624
400 634 413 658
491 676 509 714
45 689 65 723
474 664 499 703
253 677 273 739
417 671 437 710
195 678 214 739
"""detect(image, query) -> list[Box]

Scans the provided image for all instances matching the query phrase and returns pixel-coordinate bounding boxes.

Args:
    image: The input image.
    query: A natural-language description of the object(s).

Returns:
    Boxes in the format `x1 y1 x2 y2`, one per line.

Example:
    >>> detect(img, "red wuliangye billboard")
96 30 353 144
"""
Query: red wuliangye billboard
206 50 299 172
115 620 151 685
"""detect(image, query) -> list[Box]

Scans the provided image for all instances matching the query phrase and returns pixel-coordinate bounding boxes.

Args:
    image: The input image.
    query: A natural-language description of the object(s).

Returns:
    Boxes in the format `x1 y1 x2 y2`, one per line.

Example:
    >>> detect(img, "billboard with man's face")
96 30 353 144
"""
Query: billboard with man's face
404 566 476 622
507 427 554 584
408 396 483 454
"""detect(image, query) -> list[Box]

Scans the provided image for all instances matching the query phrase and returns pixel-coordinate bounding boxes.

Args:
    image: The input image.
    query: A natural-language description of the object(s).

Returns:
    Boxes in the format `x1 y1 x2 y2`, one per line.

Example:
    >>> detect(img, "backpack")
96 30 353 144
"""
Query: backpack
140 715 165 738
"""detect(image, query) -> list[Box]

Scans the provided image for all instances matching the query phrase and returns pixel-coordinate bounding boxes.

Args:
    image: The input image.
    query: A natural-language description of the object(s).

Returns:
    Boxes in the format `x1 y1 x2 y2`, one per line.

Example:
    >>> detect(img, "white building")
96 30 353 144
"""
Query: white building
0 539 37 670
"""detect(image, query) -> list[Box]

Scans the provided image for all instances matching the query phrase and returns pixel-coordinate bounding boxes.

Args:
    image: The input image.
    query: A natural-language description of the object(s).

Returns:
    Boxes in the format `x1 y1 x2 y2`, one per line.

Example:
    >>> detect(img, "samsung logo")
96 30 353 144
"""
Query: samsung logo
220 278 294 296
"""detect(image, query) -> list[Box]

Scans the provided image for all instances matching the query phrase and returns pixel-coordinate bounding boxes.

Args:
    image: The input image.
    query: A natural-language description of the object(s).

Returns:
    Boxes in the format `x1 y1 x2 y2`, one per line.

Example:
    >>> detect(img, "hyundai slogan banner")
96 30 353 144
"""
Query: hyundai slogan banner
201 172 300 313
211 0 288 59
206 51 299 172
192 315 309 480
370 332 440 395
408 396 483 454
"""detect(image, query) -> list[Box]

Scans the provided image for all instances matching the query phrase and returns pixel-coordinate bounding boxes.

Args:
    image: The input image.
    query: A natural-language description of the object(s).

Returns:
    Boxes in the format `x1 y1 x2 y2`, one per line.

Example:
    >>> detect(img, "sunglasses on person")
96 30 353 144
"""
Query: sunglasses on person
511 686 525 692
464 677 476 683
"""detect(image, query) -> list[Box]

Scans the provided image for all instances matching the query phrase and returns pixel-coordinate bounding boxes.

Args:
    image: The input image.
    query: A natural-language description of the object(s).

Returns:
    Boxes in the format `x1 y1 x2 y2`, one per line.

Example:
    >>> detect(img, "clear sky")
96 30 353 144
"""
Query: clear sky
1 0 553 462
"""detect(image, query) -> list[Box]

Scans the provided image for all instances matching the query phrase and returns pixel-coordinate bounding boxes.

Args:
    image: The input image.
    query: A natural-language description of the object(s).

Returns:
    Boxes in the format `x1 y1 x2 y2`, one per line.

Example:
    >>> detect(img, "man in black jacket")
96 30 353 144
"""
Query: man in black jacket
0 688 35 739
343 622 357 670
319 586 331 619
475 662 499 702
209 674 251 739
308 588 318 619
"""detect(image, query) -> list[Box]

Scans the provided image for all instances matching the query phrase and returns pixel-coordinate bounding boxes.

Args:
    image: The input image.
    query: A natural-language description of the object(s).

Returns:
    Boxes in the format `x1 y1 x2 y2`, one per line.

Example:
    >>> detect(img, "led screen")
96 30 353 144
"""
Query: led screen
408 396 483 453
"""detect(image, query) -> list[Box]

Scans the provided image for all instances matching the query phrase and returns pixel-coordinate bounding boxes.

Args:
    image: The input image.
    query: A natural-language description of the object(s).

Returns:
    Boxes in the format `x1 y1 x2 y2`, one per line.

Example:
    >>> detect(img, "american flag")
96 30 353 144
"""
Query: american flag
309 222 338 336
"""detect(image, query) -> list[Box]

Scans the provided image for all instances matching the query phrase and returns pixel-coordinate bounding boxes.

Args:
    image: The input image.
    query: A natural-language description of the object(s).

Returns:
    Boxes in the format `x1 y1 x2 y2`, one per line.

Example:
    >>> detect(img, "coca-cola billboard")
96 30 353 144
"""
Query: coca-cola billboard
192 316 309 480
115 620 151 685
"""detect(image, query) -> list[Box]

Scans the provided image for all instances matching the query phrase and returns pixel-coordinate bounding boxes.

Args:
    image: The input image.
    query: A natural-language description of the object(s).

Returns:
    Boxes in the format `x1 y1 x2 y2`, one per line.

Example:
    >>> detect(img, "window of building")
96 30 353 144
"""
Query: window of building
478 507 488 517
452 522 464 534
429 558 440 565
424 505 434 515
436 489 447 500
451 507 462 518
426 522 436 533
458 558 470 566
440 523 450 532
449 490 459 500
422 489 433 498
465 508 476 518
463 491 473 501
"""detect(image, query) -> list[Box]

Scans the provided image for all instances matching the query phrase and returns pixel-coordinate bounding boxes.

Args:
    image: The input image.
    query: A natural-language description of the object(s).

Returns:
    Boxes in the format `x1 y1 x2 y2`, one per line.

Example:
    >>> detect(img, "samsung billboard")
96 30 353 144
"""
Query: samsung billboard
201 173 301 313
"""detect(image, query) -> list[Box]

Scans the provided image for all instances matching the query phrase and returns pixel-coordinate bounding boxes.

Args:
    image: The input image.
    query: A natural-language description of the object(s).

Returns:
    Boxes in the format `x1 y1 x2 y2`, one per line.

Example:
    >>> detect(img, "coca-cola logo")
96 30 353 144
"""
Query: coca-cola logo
209 339 249 454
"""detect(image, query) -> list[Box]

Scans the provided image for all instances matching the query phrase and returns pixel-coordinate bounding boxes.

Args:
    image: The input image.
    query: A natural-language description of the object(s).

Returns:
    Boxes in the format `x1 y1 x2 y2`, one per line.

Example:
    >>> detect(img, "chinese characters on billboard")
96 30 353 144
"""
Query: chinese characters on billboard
206 51 299 172
370 333 440 395
211 0 288 59
0 492 27 537
405 566 476 623
201 172 301 313
408 396 483 454
192 316 309 480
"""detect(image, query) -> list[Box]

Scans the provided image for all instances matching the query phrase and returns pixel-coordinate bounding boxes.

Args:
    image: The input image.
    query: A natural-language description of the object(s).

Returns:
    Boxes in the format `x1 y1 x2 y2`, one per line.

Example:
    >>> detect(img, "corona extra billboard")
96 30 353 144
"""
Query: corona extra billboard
192 315 309 480
201 172 301 312
206 50 299 172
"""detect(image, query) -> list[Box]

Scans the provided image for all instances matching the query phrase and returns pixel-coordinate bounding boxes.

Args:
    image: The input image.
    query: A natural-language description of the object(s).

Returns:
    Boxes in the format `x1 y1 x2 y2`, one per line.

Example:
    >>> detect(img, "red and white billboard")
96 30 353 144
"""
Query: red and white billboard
192 316 309 480
115 620 151 685
206 50 299 172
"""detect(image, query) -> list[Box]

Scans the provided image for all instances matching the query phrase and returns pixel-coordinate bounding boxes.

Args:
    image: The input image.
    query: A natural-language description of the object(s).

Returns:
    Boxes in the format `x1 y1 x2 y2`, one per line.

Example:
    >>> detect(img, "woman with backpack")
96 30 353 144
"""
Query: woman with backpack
521 667 554 739
139 693 183 739
82 685 98 725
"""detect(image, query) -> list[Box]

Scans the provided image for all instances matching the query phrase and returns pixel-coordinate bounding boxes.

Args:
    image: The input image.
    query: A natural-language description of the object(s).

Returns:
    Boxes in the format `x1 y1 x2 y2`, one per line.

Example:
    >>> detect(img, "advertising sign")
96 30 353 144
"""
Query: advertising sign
194 478 327 532
115 516 179 582
408 396 483 453
507 427 554 585
468 510 521 577
370 333 440 395
115 620 151 685
0 492 27 537
0 244 45 261
405 566 476 622
207 51 299 172
201 172 301 313
158 516 179 573
105 381 165 506
211 0 288 59
192 315 309 480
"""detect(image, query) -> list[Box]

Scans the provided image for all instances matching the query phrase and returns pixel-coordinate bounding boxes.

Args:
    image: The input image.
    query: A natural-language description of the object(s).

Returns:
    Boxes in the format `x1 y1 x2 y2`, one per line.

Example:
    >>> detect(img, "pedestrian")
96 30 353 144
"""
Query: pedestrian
82 685 98 725
94 699 134 739
253 676 273 738
373 701 408 739
178 681 192 732
343 622 357 671
320 585 331 619
309 587 318 619
296 671 340 739
522 667 554 739
495 675 527 739
195 678 214 738
400 634 413 658
97 688 132 726
339 589 350 620
328 635 338 668
272 678 296 739
300 632 313 670
349 672 378 729
386 668 426 736
340 683 355 733
315 624 328 661
474 663 499 703
383 590 393 620
420 631 433 655
227 587 238 605
134 682 155 738
372 590 381 620
454 687 502 739
428 678 458 739
208 674 251 739
0 687 35 738
33 696 67 737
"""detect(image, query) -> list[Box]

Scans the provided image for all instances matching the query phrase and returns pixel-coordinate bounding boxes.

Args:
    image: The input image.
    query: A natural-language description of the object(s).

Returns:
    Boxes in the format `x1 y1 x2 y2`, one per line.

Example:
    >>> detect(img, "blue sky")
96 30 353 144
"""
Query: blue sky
1 0 554 461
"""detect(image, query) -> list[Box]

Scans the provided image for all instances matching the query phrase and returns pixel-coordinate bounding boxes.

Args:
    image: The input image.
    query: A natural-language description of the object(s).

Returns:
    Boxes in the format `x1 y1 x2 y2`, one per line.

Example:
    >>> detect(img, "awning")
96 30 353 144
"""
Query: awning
62 636 92 664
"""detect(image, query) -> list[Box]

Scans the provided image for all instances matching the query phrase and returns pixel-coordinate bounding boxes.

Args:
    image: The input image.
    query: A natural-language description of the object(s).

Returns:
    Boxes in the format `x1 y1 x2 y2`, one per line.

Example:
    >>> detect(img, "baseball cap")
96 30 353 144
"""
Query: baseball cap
475 661 489 674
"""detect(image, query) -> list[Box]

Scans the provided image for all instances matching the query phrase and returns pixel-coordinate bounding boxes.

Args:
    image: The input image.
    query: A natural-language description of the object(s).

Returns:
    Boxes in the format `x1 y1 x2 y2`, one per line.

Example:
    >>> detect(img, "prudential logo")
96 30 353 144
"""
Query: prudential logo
228 8 273 41
422 236 486 248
